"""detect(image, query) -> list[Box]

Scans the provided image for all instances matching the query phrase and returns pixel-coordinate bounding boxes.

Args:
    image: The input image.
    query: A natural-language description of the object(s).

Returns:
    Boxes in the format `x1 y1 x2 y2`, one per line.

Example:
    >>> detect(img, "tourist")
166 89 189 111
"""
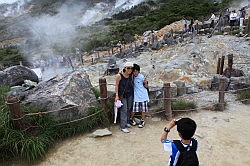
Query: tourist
143 36 149 47
188 19 195 33
224 8 230 26
229 10 237 26
239 7 246 27
160 118 199 166
129 64 149 128
210 12 216 28
183 18 188 32
115 62 134 133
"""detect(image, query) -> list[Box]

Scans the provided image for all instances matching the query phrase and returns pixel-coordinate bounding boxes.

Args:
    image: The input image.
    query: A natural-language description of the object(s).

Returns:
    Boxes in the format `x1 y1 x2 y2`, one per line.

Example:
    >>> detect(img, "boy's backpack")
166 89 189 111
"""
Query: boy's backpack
173 138 199 166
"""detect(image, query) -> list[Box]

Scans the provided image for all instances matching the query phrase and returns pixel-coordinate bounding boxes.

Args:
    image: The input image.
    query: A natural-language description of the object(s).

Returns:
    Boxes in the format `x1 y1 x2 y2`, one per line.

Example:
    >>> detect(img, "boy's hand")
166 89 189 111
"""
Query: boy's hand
160 119 176 142
160 133 167 142
167 119 176 130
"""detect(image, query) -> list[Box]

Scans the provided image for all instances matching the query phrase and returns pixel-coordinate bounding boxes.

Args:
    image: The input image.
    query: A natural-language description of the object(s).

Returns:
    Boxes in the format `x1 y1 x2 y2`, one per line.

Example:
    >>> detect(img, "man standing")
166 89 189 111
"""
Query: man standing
229 10 237 26
130 64 149 128
210 12 216 28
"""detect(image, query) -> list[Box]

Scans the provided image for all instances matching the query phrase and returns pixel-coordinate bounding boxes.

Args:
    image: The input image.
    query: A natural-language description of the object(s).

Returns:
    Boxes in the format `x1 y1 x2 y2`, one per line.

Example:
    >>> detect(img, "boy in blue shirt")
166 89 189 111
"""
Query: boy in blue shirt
129 63 149 128
160 118 198 166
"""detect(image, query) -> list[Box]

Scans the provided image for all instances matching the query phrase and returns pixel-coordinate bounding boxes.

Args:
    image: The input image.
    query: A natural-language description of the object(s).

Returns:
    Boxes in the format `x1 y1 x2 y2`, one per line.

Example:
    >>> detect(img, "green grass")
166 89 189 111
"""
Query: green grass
0 86 106 162
172 99 197 110
237 90 250 101
0 86 11 106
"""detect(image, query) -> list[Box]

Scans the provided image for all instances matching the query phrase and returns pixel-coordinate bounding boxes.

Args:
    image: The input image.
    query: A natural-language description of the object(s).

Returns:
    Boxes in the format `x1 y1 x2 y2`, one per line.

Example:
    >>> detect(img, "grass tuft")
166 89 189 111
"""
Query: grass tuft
237 90 250 101
172 99 197 110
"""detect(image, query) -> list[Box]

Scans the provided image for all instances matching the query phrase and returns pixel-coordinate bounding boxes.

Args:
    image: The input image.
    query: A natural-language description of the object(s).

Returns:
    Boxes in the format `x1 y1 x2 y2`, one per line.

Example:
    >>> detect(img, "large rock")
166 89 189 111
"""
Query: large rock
151 41 163 50
211 75 229 91
173 81 186 96
0 65 39 86
11 70 97 120
223 68 245 78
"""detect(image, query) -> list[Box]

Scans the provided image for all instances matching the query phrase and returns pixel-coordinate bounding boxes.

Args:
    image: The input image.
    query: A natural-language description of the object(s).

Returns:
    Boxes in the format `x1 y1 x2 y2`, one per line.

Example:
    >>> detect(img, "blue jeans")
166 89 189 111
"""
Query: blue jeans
120 96 133 129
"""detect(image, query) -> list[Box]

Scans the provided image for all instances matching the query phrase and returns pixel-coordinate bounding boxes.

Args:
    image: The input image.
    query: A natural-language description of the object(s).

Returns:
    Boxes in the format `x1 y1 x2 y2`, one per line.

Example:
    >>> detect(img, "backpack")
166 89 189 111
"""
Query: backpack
173 138 199 166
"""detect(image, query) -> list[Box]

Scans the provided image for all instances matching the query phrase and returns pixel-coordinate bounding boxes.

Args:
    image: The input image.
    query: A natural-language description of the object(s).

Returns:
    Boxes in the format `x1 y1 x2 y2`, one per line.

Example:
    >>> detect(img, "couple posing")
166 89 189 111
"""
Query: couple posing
115 62 149 133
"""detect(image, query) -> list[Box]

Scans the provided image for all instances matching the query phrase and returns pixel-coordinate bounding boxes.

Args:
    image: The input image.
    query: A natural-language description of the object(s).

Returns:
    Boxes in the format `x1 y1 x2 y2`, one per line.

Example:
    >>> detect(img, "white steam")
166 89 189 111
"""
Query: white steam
114 0 145 10
0 0 20 4
1 0 149 68
25 3 84 50
0 0 31 17
19 0 147 58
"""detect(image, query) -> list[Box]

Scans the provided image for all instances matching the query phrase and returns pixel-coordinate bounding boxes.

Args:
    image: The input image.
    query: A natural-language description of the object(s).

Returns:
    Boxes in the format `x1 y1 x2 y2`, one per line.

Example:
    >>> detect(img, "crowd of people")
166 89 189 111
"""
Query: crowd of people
182 6 248 34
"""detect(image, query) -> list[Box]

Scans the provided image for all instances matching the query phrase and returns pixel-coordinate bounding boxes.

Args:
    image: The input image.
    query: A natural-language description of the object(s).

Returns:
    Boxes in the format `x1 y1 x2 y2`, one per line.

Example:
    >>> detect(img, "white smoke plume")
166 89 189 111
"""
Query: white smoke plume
17 0 147 59
0 0 31 17
24 2 85 50
0 0 147 73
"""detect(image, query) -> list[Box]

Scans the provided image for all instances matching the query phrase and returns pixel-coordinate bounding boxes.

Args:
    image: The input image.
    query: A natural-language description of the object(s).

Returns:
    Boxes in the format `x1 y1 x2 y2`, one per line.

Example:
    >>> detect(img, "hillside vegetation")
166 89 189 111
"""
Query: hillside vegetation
77 0 236 51
0 0 236 67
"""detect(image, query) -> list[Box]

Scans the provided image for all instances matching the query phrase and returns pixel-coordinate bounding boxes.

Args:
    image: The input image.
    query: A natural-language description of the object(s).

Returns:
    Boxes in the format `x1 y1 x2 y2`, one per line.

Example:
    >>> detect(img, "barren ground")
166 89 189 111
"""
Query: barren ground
28 92 250 166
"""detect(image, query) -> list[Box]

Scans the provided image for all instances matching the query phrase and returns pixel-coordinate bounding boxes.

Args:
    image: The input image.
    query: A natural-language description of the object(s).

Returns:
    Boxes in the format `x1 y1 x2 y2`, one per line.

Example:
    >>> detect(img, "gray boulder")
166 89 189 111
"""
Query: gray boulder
151 41 163 50
164 38 178 46
223 68 245 78
173 81 186 96
0 65 39 86
211 75 229 91
11 70 97 120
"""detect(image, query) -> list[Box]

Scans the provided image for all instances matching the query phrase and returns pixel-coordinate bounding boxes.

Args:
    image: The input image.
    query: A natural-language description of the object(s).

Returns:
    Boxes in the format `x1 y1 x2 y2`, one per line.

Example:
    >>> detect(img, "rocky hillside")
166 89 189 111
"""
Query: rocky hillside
85 33 250 91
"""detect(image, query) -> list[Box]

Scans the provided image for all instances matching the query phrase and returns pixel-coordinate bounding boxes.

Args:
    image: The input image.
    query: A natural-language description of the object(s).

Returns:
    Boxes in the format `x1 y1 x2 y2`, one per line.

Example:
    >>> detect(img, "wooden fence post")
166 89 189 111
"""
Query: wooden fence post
219 55 225 75
6 96 25 130
227 54 233 78
216 57 221 74
219 77 226 111
164 83 172 120
99 78 110 126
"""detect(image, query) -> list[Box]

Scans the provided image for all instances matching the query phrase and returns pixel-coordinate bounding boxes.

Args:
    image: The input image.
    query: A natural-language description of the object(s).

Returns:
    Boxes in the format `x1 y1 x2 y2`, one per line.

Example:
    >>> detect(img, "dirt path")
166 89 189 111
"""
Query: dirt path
33 99 250 166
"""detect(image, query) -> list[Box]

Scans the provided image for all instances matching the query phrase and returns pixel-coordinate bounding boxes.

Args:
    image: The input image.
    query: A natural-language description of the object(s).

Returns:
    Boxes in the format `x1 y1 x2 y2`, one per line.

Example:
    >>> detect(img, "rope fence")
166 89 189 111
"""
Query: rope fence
7 76 249 128
5 52 250 131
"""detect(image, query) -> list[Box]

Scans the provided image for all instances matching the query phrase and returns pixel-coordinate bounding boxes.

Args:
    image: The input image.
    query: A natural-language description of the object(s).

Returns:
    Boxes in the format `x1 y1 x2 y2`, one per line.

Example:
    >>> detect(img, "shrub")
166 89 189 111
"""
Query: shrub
172 99 197 110
237 90 250 101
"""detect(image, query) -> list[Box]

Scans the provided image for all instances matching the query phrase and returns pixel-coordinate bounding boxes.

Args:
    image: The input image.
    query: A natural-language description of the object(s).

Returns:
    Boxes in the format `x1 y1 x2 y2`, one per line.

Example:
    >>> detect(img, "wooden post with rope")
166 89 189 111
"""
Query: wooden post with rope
227 54 233 78
219 77 226 111
219 55 225 75
216 57 221 74
99 78 110 126
163 83 172 120
6 96 25 130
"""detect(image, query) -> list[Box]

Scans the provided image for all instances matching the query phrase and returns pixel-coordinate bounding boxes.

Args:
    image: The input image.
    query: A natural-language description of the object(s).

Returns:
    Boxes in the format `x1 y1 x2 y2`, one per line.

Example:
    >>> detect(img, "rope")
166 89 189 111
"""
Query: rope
55 109 103 126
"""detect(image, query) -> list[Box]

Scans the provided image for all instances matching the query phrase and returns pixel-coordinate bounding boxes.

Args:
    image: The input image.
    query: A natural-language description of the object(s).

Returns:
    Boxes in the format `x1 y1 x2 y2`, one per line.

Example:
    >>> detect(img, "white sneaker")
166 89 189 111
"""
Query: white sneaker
126 123 131 128
121 128 130 133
